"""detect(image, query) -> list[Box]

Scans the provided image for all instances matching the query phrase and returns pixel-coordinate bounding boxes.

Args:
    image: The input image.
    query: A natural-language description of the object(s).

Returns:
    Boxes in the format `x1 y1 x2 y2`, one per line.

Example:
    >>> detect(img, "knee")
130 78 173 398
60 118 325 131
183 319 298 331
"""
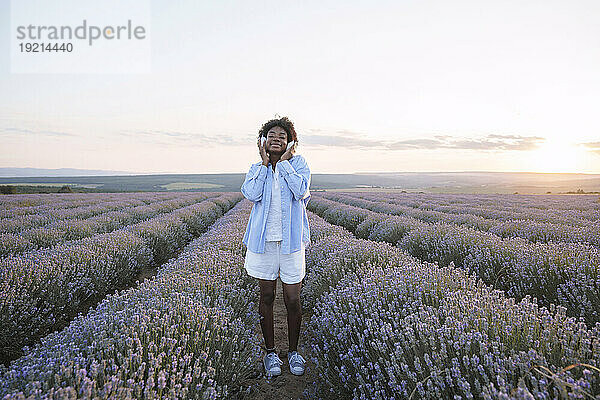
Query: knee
260 291 275 306
284 293 301 312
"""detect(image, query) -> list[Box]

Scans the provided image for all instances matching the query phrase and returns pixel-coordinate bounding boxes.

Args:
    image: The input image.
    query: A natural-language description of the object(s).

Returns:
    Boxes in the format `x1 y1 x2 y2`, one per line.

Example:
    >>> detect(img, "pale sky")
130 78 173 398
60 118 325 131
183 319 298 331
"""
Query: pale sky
1 0 599 174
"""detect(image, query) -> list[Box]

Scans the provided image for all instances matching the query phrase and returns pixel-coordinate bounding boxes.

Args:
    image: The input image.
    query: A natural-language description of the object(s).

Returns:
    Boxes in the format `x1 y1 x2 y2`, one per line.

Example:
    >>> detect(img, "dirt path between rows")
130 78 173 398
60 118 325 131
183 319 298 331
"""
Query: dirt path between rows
237 278 317 400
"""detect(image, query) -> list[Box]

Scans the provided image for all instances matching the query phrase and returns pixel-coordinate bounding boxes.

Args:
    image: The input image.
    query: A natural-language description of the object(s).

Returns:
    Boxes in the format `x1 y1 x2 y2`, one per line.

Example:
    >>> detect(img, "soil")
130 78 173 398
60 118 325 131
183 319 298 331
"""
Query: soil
236 278 318 400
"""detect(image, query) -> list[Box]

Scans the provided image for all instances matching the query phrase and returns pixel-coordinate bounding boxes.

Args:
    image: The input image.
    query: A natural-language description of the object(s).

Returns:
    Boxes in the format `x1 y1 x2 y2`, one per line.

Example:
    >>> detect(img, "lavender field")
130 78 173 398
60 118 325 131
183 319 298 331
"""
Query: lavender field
0 192 599 399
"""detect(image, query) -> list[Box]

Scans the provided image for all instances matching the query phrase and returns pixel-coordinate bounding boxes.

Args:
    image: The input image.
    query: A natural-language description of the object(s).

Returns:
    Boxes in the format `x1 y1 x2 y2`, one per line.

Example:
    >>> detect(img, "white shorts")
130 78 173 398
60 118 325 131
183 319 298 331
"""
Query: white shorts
244 240 306 284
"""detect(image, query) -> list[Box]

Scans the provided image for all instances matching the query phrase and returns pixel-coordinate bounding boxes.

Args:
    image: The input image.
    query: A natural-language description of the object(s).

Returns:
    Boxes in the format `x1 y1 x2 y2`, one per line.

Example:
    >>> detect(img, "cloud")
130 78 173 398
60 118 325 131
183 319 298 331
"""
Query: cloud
301 134 388 149
0 127 77 137
302 132 545 151
122 130 254 147
334 129 366 137
388 138 445 150
580 141 600 154
389 134 544 151
308 128 366 137
446 135 545 151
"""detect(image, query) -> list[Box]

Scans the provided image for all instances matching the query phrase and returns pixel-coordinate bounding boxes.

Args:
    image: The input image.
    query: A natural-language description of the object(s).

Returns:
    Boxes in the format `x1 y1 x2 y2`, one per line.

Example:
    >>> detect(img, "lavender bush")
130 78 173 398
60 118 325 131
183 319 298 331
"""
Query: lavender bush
301 211 600 399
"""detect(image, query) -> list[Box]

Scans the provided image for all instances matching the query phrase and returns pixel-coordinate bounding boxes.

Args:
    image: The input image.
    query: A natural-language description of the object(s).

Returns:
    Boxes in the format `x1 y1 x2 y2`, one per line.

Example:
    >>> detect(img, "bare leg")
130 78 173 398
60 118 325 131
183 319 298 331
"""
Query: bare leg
282 280 302 352
258 278 277 352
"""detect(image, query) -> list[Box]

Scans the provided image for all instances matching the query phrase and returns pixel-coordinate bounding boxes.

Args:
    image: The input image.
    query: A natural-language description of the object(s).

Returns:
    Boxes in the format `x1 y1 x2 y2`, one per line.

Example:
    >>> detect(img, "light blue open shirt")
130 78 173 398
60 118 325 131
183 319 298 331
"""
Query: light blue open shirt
241 154 311 254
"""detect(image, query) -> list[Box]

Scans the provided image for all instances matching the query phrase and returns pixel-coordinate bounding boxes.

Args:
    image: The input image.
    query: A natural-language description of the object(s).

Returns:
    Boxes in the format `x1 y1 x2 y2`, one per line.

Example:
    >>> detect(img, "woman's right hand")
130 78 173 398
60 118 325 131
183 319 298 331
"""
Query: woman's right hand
258 137 269 165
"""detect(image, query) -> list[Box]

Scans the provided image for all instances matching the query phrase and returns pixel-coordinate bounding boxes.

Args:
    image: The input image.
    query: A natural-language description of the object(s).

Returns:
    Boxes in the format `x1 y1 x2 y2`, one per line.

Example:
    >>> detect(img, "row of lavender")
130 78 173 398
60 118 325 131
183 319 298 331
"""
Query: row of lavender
323 193 600 246
0 193 140 215
1 193 221 256
344 192 600 227
308 196 600 326
351 191 600 213
353 192 600 211
0 193 242 365
0 192 193 219
301 211 600 399
0 200 263 399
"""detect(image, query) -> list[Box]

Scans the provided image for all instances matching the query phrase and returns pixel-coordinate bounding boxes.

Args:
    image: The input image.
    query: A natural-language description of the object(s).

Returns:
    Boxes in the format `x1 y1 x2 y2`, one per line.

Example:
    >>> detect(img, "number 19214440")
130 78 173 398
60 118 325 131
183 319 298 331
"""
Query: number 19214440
19 42 73 52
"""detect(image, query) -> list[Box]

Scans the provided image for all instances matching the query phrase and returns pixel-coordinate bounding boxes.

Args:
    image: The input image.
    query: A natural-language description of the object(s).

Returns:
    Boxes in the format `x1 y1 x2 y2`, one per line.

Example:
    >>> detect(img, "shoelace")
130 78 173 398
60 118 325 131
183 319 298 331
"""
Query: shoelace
266 353 283 369
288 352 305 366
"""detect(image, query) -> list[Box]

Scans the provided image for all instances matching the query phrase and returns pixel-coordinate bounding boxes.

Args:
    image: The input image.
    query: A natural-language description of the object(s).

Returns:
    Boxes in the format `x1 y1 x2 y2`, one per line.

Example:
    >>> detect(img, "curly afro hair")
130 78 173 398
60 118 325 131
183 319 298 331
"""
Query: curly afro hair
257 116 298 145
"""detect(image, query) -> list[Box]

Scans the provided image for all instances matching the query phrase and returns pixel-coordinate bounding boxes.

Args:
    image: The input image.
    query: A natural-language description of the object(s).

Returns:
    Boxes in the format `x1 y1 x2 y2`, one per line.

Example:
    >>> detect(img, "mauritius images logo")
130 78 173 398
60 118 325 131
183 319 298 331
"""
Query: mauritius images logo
16 20 147 46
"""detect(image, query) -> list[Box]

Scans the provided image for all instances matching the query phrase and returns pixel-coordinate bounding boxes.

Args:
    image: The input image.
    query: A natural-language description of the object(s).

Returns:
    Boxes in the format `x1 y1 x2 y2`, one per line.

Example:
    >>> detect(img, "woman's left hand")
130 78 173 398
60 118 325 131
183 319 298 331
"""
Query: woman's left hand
280 142 297 162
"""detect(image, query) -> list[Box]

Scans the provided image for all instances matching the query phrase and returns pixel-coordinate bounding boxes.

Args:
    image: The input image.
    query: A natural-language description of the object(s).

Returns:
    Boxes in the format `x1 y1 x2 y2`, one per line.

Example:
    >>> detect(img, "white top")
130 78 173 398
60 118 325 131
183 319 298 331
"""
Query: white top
265 163 283 241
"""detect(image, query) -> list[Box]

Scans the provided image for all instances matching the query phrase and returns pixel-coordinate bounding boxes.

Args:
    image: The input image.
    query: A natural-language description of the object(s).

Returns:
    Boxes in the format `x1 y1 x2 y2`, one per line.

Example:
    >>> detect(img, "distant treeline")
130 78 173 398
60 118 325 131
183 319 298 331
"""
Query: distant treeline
561 189 600 194
0 185 131 194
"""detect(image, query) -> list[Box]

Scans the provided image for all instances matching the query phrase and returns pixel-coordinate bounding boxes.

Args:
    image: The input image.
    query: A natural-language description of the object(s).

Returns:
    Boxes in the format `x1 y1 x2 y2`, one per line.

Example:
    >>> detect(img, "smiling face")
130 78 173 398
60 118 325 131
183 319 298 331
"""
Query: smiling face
265 126 288 155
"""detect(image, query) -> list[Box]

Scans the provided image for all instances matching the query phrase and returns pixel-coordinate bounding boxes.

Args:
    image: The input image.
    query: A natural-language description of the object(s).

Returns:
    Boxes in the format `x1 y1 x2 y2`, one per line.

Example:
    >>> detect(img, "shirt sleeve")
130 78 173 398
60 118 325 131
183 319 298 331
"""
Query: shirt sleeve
279 156 311 202
241 163 267 202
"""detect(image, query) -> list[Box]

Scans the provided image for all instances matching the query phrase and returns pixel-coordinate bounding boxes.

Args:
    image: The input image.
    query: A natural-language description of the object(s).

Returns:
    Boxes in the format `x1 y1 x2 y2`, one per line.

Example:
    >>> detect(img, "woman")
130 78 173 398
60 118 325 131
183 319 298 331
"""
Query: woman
240 116 311 378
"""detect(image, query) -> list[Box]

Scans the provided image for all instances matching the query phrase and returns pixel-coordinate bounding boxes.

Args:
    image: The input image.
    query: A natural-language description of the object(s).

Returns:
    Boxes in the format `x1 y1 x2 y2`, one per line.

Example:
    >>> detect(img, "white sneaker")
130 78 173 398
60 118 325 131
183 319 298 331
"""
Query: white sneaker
287 351 306 376
263 351 283 377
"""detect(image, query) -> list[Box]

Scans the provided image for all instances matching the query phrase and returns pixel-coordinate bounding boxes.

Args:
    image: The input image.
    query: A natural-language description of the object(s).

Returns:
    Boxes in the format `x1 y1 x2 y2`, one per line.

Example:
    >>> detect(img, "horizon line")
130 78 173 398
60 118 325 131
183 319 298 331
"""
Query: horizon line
1 169 600 179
